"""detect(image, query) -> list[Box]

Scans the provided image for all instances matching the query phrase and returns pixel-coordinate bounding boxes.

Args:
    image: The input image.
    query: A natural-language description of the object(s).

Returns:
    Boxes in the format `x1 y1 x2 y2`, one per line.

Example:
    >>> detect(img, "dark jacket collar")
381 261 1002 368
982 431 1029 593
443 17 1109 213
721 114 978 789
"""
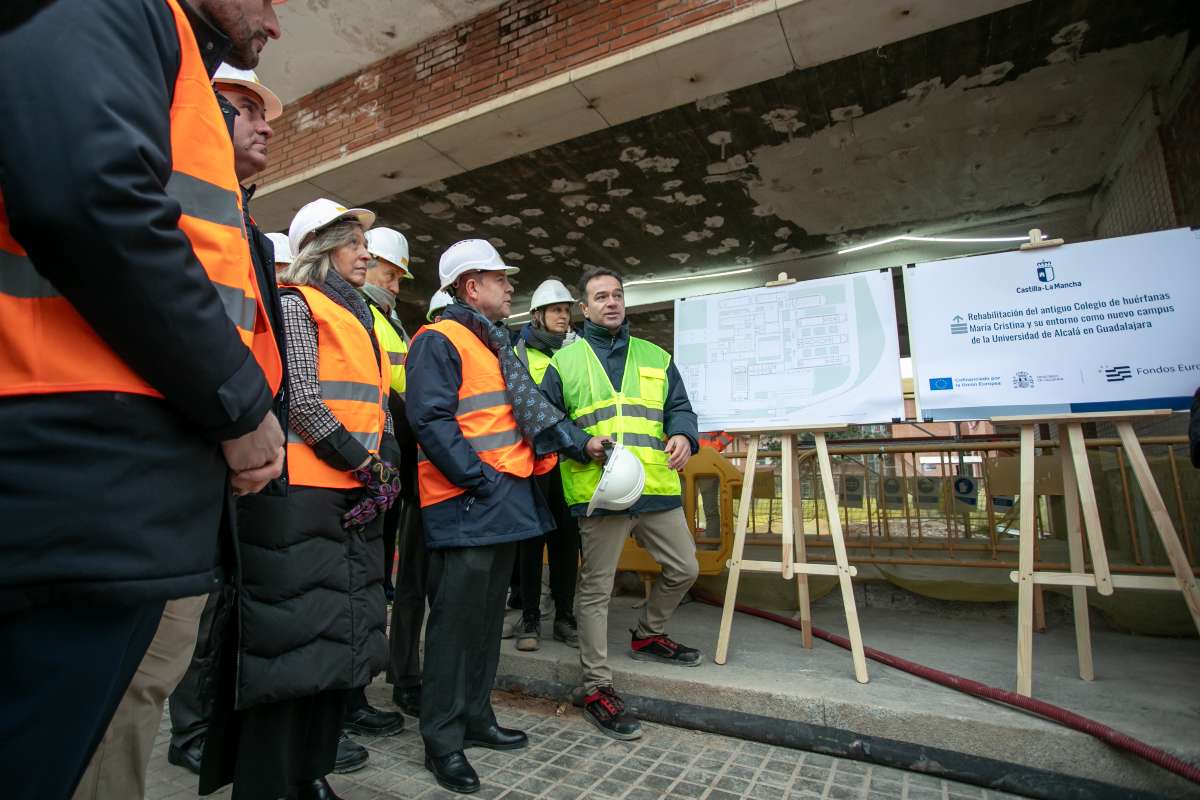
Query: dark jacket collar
583 319 628 350
182 0 232 78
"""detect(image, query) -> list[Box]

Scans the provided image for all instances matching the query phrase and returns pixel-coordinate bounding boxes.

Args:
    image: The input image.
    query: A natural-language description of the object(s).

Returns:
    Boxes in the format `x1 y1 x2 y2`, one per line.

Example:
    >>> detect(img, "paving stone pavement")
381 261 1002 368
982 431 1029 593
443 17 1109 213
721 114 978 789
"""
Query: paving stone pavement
145 684 1027 800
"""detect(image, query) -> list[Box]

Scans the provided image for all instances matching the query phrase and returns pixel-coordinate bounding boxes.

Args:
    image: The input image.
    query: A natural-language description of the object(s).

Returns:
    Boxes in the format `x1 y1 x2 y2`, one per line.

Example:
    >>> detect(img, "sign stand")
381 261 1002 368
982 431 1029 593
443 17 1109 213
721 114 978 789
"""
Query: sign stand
711 273 869 682
993 408 1200 696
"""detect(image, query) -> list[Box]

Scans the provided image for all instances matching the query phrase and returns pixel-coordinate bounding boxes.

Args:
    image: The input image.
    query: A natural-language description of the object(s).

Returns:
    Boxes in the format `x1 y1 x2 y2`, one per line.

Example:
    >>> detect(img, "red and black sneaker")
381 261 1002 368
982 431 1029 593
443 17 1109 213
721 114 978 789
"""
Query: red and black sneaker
629 630 703 667
583 686 642 740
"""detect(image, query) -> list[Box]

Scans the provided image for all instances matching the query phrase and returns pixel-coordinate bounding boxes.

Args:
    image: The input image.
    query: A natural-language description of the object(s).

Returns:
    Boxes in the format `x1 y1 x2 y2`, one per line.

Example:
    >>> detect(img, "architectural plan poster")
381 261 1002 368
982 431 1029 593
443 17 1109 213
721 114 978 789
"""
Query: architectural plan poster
674 271 904 430
907 228 1200 421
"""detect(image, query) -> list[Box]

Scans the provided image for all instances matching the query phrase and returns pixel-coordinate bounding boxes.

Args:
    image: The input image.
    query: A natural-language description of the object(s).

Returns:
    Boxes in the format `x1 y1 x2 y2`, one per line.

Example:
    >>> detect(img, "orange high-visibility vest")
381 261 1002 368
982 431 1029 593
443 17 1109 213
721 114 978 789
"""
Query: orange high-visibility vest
699 431 734 453
414 319 556 508
0 0 281 400
284 285 388 490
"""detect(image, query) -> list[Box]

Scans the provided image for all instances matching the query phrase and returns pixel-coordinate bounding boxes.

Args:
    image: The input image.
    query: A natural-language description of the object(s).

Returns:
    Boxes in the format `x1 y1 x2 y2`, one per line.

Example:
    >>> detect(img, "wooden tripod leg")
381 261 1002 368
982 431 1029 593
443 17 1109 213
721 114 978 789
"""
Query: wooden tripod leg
1116 423 1200 634
715 435 759 665
1060 432 1094 681
815 432 868 683
1016 424 1036 697
792 446 813 649
781 435 796 580
1065 423 1113 596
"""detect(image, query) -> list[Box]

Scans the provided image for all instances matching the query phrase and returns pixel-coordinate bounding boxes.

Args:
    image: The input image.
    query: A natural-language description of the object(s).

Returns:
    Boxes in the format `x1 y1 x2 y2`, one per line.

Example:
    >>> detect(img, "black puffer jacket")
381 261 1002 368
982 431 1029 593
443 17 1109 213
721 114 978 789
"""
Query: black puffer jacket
233 487 388 708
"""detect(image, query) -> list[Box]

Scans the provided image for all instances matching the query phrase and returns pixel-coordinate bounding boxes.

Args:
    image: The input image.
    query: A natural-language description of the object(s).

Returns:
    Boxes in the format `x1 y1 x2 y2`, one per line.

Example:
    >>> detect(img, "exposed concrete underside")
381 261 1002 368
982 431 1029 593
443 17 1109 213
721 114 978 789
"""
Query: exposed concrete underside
496 586 1200 798
323 0 1192 328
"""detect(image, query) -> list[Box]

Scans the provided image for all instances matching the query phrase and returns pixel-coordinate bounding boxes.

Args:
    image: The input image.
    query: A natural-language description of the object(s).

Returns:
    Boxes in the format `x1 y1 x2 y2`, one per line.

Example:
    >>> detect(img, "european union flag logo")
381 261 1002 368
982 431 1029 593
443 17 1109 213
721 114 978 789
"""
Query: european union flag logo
929 377 954 391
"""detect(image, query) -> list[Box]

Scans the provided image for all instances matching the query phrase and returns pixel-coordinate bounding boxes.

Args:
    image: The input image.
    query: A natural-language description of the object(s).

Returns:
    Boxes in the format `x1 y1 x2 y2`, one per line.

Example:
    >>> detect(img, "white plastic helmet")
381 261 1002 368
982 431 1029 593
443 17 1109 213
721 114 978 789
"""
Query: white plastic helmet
366 227 412 278
586 443 646 516
213 63 283 121
427 290 453 322
529 279 574 314
288 198 375 256
438 239 519 291
265 232 291 265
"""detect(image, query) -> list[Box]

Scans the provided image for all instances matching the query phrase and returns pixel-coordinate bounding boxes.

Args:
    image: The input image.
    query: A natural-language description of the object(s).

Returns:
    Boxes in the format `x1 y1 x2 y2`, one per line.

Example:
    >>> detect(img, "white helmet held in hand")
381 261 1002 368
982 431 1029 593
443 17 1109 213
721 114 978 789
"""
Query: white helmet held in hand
427 290 453 322
288 198 375 256
366 227 412 277
265 232 292 265
529 279 574 314
438 239 518 291
586 443 646 516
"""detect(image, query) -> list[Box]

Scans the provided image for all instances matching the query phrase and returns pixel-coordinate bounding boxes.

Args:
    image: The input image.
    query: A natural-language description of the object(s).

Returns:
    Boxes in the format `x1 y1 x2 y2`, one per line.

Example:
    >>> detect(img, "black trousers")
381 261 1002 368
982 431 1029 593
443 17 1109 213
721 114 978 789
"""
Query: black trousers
519 472 580 624
0 598 164 800
168 589 227 749
420 541 515 756
387 495 428 690
381 498 400 593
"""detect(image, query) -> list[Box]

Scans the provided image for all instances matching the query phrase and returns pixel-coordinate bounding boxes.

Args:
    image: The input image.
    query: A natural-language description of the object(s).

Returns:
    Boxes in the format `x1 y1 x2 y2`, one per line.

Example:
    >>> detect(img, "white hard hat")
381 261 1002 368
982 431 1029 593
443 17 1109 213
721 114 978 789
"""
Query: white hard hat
438 239 519 291
529 279 574 314
366 228 412 278
427 290 452 322
213 63 283 121
586 443 646 516
288 198 375 256
265 232 291 264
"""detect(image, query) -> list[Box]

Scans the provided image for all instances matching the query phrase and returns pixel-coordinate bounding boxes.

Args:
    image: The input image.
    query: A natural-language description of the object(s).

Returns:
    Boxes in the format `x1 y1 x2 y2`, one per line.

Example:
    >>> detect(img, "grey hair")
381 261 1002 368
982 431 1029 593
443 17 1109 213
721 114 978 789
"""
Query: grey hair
278 220 363 287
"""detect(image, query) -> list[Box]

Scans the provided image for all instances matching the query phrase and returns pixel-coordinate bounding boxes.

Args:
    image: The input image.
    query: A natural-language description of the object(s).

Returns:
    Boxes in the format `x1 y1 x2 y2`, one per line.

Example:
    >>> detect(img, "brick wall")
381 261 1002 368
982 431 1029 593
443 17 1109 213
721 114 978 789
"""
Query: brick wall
261 0 764 186
1094 129 1176 239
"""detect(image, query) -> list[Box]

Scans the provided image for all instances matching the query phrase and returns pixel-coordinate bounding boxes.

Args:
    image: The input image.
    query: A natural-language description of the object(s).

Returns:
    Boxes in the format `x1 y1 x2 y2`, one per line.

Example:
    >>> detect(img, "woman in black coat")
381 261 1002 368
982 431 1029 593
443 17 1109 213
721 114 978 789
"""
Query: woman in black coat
202 203 400 800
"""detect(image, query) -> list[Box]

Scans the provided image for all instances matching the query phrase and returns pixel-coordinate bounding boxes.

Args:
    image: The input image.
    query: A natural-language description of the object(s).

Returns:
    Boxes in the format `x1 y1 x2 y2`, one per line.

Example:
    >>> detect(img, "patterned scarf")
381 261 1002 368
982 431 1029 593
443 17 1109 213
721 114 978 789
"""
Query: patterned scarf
318 269 374 333
443 301 565 445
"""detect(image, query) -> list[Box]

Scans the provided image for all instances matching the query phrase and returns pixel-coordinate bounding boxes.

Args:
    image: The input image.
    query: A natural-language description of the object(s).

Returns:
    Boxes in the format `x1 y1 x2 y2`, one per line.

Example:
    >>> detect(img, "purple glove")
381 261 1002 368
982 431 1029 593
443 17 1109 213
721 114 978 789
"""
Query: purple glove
341 456 401 529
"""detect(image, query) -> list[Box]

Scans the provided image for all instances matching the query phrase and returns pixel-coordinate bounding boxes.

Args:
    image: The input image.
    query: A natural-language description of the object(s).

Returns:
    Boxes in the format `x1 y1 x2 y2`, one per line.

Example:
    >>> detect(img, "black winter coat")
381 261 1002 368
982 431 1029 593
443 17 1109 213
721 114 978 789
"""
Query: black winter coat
0 0 272 612
233 486 388 708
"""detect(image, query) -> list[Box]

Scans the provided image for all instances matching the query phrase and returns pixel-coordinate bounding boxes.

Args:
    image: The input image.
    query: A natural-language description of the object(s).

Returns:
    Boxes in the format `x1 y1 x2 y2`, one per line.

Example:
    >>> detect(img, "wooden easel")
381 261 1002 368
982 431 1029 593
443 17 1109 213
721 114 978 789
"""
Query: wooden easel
995 408 1200 696
714 426 869 683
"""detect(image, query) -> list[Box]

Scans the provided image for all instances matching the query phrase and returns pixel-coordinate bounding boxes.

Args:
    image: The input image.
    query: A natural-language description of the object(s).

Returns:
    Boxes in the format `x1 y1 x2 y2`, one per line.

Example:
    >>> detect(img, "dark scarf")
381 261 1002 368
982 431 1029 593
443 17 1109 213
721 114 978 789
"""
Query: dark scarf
527 324 571 354
444 301 565 445
318 269 374 334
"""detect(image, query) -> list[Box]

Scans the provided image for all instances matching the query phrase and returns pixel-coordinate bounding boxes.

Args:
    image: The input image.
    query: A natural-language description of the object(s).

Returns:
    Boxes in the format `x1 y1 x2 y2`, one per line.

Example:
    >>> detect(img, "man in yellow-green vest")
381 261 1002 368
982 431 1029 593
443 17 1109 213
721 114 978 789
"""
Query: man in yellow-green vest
538 266 701 742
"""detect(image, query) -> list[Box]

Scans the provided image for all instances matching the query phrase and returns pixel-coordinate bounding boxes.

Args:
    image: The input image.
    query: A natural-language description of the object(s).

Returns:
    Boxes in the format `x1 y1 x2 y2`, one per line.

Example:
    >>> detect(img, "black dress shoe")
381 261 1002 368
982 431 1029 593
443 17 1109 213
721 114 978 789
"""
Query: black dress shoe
344 703 405 736
392 684 421 717
295 776 344 800
464 723 528 751
332 731 368 774
425 750 480 794
167 738 204 775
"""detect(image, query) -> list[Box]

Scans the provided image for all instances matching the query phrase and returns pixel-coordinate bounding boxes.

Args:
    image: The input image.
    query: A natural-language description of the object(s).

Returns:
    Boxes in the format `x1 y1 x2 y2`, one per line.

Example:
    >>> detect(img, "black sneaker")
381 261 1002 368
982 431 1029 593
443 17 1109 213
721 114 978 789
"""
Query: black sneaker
553 615 579 648
583 686 641 740
629 630 702 667
392 684 421 717
515 617 540 651
333 730 369 774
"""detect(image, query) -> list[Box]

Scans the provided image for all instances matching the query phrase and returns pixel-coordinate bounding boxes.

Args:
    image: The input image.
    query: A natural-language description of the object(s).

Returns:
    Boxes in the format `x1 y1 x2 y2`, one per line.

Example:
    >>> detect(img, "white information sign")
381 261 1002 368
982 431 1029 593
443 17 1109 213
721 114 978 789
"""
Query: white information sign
906 228 1200 420
674 271 904 430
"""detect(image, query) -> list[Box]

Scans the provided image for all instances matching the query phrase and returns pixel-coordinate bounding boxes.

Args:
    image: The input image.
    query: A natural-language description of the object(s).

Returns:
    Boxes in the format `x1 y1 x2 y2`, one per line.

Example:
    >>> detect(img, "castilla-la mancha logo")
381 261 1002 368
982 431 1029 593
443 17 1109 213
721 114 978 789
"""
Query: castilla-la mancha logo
1036 260 1054 283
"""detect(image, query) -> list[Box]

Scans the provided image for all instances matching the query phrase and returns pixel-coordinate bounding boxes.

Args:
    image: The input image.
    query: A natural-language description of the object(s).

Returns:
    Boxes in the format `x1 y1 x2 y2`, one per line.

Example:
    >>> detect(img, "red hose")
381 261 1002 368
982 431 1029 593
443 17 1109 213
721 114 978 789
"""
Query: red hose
690 588 1200 786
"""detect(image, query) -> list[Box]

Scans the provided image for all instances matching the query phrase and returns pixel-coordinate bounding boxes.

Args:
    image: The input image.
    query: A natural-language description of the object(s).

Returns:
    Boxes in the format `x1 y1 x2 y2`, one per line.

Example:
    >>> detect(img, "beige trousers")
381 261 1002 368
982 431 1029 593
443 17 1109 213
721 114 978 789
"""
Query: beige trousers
72 594 207 800
576 507 699 692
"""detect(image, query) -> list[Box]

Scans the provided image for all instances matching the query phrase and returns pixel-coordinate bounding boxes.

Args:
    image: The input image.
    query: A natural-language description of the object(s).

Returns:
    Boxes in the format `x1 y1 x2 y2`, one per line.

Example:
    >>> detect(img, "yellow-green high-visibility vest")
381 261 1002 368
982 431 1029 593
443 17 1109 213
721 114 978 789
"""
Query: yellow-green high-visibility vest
550 336 680 510
370 304 408 397
514 339 553 384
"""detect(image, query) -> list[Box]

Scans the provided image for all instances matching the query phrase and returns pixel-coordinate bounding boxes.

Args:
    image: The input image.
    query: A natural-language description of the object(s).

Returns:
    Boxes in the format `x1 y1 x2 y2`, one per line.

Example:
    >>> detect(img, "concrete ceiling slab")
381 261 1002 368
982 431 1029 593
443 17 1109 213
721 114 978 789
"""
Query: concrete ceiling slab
260 0 506 103
421 78 610 171
571 9 796 126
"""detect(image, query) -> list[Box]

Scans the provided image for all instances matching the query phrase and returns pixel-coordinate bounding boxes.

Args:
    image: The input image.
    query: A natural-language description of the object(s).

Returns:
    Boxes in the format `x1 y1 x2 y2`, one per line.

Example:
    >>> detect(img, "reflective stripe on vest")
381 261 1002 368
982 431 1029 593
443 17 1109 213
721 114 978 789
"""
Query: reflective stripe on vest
0 0 281 400
284 286 388 489
514 339 553 384
369 303 407 397
412 319 550 507
550 336 680 510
